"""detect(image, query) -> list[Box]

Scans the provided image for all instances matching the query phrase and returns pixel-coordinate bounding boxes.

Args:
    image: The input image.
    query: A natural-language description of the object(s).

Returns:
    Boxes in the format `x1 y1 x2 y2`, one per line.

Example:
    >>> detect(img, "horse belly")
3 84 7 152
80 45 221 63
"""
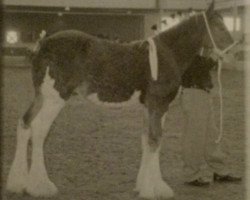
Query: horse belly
86 91 141 108
74 82 140 107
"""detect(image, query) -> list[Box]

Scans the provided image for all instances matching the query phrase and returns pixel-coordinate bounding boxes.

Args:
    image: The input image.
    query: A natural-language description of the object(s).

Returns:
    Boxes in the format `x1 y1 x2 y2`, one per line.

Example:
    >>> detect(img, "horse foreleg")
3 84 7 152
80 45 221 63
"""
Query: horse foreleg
136 108 174 199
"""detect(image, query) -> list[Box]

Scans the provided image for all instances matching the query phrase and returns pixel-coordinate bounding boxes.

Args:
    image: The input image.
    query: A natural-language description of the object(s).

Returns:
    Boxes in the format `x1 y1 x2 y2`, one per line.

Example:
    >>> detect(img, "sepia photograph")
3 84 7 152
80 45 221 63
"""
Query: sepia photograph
1 0 249 199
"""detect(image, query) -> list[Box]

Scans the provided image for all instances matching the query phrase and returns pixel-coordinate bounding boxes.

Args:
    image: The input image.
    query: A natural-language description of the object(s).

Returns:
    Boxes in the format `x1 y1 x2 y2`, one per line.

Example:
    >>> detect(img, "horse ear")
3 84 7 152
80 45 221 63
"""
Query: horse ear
206 0 215 16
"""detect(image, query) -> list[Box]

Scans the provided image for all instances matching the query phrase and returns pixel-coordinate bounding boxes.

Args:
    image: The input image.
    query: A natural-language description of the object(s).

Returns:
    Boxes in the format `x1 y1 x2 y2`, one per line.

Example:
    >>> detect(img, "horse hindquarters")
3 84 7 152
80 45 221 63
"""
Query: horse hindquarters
7 67 65 197
135 98 174 199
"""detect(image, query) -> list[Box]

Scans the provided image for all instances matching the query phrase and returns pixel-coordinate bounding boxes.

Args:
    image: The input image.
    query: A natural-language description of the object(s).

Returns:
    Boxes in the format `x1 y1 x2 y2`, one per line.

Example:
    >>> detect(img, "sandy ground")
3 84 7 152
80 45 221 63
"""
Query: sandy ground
2 67 245 200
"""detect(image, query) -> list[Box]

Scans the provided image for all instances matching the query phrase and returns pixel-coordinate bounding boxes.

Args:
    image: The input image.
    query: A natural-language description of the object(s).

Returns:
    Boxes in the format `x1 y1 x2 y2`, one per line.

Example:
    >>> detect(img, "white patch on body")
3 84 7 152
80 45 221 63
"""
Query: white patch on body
86 91 141 108
7 120 31 194
148 38 158 81
26 67 65 197
135 134 174 199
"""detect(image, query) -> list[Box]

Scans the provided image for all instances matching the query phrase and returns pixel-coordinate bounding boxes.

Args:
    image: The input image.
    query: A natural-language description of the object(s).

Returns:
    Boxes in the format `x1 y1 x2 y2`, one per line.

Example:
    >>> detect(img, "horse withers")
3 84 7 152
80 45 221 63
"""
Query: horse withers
7 2 234 199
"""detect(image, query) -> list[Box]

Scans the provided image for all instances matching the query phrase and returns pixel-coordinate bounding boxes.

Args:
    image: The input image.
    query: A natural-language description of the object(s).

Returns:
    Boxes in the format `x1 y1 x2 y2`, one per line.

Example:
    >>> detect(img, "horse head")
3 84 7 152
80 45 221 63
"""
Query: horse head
202 1 234 52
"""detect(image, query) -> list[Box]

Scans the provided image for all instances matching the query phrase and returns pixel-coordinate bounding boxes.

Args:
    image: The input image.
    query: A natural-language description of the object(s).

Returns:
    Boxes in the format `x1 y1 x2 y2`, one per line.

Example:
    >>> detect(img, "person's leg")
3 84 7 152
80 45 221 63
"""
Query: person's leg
181 89 213 183
204 100 229 176
204 97 242 182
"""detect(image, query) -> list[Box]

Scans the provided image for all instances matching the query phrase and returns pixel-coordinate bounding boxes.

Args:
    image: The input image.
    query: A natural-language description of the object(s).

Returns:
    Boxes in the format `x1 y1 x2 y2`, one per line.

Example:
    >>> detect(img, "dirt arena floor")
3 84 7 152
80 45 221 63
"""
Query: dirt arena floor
2 67 245 200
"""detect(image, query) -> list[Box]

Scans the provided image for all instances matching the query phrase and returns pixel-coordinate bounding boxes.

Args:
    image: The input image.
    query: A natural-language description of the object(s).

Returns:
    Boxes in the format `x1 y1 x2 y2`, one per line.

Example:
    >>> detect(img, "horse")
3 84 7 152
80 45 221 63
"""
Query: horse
7 2 234 199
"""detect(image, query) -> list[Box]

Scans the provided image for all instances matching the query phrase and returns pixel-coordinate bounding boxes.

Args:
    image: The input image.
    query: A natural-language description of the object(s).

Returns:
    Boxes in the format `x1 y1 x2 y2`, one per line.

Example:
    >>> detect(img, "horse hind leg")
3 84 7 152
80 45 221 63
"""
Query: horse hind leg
135 107 174 199
7 87 46 193
6 115 34 194
7 68 65 197
25 68 65 197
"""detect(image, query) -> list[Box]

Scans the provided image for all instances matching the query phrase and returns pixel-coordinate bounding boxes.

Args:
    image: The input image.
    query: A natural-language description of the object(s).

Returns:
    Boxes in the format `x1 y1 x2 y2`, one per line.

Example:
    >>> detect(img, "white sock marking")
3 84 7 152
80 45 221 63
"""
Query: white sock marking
7 120 31 193
26 67 65 197
136 134 174 199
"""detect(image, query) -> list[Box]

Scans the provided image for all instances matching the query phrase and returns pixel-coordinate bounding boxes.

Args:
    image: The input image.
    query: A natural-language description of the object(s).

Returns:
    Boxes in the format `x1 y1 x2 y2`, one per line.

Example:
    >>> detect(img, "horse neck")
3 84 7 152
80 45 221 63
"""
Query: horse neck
156 14 206 74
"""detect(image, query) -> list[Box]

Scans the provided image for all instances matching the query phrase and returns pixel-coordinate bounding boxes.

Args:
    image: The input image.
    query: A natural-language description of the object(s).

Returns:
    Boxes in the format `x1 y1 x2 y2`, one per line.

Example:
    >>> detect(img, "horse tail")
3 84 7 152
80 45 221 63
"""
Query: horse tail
24 43 56 127
27 30 48 62
31 48 55 91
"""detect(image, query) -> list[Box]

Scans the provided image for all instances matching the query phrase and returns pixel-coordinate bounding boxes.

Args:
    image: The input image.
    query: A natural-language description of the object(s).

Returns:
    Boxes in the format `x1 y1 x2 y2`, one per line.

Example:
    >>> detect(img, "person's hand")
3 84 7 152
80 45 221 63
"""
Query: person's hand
210 49 224 61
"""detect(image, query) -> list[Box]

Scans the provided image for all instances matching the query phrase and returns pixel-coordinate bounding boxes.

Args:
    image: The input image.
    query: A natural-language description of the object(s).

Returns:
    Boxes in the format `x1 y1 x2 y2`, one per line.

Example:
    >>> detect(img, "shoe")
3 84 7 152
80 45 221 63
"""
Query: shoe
214 173 242 182
186 178 211 186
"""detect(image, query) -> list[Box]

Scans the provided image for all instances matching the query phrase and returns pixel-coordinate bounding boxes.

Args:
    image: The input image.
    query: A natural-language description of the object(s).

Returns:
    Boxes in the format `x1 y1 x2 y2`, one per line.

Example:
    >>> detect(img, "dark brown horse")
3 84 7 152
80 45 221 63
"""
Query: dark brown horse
7 2 233 199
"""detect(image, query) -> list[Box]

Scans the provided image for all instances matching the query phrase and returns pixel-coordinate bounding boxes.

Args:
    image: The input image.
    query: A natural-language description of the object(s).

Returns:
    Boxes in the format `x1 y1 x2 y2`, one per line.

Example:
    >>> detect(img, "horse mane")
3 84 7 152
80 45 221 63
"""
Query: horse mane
158 13 204 48
155 12 206 73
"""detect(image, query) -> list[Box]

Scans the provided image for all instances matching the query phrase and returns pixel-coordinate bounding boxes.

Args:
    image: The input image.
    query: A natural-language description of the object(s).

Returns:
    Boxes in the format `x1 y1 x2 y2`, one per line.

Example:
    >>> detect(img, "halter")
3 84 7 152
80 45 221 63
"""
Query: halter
202 12 238 56
202 12 239 143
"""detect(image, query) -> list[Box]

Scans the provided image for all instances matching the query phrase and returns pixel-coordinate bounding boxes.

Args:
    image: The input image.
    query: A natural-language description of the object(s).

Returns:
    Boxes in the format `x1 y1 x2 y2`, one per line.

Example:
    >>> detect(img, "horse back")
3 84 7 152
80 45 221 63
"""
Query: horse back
31 30 149 102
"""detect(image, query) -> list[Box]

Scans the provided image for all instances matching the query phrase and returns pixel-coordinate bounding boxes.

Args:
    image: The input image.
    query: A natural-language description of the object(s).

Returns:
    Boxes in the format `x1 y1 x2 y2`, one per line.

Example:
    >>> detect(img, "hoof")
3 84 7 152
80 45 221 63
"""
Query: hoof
6 167 28 194
6 178 26 194
25 178 58 197
139 180 174 200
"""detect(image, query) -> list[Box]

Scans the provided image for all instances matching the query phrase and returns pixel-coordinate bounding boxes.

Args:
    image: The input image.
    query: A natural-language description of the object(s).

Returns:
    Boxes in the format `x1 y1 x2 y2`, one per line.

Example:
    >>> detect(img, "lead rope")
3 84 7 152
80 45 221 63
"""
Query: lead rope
216 59 224 143
202 12 238 144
